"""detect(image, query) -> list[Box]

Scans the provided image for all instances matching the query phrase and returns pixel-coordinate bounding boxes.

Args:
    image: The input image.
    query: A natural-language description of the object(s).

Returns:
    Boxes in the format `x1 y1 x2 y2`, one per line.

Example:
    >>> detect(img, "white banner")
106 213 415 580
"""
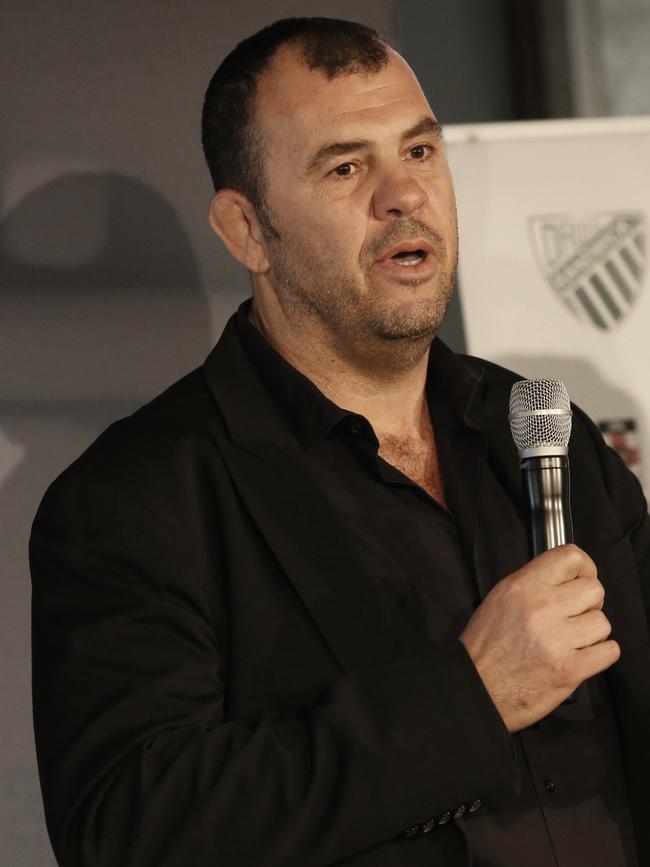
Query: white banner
445 117 650 492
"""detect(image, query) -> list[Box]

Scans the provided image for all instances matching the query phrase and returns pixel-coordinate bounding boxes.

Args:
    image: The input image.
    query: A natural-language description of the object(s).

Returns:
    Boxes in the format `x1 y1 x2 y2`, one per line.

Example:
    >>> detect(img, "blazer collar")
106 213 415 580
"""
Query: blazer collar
202 309 291 457
235 301 351 450
203 301 492 453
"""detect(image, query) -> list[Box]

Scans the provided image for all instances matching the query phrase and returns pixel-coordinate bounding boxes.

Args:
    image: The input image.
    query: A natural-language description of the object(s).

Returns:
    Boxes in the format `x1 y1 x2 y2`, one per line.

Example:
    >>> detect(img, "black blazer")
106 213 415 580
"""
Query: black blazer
30 312 650 867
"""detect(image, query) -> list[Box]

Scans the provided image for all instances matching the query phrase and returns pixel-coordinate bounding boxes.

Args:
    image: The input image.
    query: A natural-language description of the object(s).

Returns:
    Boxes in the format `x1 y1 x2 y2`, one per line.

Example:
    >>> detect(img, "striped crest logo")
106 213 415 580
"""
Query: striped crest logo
528 211 646 331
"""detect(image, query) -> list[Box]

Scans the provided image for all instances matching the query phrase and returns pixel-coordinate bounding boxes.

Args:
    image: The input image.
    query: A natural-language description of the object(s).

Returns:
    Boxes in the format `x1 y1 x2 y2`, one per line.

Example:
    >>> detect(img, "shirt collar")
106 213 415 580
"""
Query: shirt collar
426 335 485 429
236 301 352 449
235 299 485 449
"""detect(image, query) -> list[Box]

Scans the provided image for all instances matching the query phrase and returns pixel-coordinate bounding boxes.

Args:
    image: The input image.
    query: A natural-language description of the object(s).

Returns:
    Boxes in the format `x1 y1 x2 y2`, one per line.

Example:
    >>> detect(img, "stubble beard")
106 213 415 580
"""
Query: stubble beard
261 212 458 369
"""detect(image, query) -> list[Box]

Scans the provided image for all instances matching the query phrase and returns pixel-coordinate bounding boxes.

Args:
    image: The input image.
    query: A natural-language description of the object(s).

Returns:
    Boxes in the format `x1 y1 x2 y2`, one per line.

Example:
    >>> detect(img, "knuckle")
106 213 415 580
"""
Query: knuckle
500 573 524 606
562 543 585 571
561 543 597 577
562 542 581 559
593 575 605 595
599 612 612 637
590 579 605 606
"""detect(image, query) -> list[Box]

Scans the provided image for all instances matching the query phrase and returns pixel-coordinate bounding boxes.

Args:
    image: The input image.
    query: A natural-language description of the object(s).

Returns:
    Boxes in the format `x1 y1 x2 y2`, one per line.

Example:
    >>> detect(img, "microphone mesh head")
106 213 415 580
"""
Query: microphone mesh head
509 379 572 455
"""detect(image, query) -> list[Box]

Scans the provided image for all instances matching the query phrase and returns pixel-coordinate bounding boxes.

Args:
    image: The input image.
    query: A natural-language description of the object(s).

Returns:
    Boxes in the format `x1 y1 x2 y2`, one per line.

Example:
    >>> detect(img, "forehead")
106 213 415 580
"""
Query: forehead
254 45 434 151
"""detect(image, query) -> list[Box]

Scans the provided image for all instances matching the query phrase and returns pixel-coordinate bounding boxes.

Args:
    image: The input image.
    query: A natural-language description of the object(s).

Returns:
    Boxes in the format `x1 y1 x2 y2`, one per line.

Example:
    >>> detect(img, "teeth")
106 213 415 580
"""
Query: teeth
395 253 423 265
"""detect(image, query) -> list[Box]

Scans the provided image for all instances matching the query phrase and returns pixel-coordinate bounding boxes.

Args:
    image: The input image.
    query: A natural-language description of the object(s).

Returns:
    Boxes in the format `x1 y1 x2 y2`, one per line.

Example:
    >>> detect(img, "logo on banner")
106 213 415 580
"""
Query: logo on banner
528 211 646 331
598 417 642 480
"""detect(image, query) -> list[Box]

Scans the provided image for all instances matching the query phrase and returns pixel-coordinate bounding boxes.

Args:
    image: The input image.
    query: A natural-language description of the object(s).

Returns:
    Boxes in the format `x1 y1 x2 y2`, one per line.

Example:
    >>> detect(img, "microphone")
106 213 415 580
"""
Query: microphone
508 379 574 558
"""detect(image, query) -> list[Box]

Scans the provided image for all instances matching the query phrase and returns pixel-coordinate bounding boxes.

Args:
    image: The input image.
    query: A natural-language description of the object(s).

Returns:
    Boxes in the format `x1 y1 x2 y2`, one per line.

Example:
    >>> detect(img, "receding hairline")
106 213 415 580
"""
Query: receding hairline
250 42 429 151
249 40 408 143
258 36 395 83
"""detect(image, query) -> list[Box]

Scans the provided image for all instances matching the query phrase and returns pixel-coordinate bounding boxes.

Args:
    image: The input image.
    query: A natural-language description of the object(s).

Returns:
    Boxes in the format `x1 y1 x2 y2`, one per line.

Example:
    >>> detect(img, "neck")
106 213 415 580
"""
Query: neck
249 293 433 440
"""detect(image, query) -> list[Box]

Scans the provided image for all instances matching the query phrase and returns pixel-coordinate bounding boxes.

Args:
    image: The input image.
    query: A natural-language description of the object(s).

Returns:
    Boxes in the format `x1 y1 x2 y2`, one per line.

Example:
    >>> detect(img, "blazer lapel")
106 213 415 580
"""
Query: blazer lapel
203 312 426 674
217 437 428 673
458 367 531 597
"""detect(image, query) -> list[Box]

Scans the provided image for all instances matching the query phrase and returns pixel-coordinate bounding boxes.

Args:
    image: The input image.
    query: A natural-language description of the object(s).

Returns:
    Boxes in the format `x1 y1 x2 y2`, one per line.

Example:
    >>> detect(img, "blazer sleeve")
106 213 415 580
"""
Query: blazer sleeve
30 468 517 867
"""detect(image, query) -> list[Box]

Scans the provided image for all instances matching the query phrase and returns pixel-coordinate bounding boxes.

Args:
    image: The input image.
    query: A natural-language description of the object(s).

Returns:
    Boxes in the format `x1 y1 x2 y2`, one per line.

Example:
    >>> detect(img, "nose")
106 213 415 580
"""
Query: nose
372 163 428 220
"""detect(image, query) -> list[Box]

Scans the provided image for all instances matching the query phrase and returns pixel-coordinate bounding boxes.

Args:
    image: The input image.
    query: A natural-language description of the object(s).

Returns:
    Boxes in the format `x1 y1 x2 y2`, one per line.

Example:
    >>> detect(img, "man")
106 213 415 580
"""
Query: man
31 17 650 867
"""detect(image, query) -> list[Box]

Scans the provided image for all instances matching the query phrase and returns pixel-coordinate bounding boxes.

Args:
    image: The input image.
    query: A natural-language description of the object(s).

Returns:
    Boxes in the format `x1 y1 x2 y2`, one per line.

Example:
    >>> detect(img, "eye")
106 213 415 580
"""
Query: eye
330 162 357 180
407 143 434 161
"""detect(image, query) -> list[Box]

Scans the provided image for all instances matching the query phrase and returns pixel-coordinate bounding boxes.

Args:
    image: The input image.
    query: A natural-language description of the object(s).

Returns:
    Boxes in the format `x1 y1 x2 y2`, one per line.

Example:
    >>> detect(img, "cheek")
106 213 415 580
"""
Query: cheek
439 169 458 219
271 181 369 264
429 179 458 234
307 207 368 261
325 197 370 254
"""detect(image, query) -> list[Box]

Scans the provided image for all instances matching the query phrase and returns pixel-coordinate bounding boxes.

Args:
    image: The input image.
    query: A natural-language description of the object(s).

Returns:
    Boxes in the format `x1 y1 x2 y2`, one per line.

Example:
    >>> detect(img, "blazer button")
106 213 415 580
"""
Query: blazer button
454 804 467 819
438 810 452 825
468 799 483 813
403 825 421 839
422 818 437 834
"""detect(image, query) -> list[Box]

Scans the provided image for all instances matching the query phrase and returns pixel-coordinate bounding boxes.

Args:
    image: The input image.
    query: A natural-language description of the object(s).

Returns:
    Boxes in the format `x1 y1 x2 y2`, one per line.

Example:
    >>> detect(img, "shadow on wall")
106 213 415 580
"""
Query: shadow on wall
1 171 211 403
0 172 210 867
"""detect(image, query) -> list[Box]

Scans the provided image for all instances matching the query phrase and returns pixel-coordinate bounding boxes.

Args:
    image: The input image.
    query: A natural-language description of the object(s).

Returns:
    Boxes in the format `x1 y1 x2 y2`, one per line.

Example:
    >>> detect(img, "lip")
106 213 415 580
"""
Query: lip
376 239 436 264
373 239 438 279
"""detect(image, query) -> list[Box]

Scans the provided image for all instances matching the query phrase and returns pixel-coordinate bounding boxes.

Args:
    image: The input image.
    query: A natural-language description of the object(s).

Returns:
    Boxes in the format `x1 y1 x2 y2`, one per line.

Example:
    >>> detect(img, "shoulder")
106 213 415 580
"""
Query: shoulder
36 364 228 523
460 353 524 391
457 353 526 424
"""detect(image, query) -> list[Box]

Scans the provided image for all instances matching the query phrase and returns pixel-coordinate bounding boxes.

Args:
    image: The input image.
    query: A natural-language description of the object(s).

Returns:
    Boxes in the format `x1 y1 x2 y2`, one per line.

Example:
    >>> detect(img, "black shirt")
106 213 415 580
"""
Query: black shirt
236 306 638 867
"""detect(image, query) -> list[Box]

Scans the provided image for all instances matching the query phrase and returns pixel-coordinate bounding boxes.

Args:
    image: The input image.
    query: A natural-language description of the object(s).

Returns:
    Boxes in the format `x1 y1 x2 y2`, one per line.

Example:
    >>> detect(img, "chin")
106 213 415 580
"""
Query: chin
363 300 445 342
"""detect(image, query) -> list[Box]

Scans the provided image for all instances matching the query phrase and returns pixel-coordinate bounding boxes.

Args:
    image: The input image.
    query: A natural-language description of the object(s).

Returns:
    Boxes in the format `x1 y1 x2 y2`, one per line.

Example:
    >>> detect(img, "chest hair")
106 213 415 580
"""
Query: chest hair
378 429 447 506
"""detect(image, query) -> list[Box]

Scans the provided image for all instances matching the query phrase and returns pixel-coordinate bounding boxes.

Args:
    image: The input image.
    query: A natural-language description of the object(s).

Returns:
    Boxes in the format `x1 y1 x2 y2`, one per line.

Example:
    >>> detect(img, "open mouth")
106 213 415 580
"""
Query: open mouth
390 249 428 267
373 240 437 278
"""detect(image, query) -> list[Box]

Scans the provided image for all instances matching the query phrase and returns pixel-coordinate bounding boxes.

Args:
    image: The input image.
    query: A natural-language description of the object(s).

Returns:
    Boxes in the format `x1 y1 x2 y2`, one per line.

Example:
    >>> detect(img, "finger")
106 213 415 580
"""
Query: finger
569 608 612 649
575 639 621 681
530 544 597 587
557 574 605 616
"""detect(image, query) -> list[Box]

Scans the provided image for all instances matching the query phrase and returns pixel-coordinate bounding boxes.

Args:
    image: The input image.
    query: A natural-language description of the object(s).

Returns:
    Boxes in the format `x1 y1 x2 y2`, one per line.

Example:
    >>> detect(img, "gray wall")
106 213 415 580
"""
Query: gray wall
399 0 515 125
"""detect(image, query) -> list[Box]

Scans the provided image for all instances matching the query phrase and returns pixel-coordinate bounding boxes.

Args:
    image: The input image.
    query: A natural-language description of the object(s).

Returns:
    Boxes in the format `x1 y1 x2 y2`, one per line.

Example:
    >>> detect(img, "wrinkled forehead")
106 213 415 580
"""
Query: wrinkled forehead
253 44 434 154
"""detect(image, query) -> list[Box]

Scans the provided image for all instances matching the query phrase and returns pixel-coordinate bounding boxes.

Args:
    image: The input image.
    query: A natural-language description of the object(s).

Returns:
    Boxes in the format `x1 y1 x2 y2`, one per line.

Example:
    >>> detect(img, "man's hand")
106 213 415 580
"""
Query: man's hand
459 544 620 733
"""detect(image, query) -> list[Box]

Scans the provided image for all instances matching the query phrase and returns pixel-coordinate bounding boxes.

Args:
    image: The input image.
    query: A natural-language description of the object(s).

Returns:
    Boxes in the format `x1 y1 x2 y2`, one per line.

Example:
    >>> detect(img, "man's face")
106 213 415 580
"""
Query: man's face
253 45 458 356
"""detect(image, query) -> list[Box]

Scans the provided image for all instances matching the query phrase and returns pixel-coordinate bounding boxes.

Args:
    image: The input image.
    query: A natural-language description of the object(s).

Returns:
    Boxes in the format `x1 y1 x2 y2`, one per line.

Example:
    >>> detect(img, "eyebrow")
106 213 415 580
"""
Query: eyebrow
304 115 442 175
402 116 442 142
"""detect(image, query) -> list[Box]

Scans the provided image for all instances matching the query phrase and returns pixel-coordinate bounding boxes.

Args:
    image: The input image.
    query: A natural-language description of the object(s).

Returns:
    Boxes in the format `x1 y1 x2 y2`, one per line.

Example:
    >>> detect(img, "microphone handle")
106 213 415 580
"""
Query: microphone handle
521 455 574 558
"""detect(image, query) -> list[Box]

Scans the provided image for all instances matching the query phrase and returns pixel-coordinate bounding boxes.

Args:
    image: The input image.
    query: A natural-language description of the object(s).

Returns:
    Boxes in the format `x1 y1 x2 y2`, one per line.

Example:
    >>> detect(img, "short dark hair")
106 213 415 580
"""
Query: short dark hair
201 17 390 230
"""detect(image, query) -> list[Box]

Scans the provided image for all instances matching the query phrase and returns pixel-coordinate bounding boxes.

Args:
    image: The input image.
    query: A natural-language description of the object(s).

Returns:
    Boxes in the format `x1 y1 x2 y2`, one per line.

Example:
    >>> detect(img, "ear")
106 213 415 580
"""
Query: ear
208 190 270 273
